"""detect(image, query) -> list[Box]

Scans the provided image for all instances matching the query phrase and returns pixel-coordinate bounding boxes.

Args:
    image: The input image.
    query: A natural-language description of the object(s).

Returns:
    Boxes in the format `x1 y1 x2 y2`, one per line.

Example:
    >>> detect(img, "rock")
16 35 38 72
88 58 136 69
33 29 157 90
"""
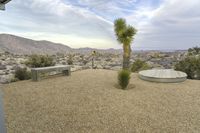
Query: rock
6 60 17 65
71 65 83 72
16 58 27 64
0 70 5 75
0 56 6 61
110 66 121 71
0 61 5 65
82 66 90 70
103 66 111 70
13 64 26 70
109 64 120 67
4 70 9 75
0 65 6 70
9 70 15 74
61 62 67 65
0 74 14 84
96 65 103 69
6 65 13 70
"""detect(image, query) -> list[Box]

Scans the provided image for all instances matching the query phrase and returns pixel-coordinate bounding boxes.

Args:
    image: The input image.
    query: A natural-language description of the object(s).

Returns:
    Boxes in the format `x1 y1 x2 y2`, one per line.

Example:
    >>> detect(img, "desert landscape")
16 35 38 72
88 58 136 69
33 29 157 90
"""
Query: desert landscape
0 18 200 133
0 34 187 84
1 0 200 133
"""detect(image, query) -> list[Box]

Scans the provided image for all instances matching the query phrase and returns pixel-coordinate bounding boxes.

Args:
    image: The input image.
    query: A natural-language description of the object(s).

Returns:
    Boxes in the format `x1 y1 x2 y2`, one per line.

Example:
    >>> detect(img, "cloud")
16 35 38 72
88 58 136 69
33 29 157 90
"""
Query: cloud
67 0 138 20
0 0 199 50
0 0 118 49
127 0 200 50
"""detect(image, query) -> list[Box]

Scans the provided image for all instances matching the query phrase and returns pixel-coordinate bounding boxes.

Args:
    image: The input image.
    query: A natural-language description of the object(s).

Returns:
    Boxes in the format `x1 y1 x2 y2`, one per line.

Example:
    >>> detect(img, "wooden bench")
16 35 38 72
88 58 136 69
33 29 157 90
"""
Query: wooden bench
31 65 71 81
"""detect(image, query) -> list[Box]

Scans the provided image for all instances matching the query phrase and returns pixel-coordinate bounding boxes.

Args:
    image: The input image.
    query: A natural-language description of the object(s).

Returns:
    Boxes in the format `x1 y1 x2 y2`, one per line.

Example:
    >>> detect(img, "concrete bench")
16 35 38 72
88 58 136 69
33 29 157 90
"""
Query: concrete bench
31 65 71 81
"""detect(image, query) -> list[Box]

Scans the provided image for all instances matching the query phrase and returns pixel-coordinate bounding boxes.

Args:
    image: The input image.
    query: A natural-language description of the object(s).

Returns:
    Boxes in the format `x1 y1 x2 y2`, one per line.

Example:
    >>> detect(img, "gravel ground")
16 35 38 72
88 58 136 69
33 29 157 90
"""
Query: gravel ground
1 69 200 133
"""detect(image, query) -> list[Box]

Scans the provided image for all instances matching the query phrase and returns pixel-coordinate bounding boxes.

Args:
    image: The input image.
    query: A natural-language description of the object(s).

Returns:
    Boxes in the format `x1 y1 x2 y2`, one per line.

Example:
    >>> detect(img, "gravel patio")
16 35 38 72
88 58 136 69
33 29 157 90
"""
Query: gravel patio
1 69 200 133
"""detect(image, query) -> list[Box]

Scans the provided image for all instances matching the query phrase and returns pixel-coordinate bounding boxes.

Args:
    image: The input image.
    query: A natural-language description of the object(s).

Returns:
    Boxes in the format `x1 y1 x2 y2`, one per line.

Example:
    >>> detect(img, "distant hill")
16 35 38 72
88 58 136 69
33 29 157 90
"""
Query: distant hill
0 34 72 54
74 47 122 54
0 34 122 55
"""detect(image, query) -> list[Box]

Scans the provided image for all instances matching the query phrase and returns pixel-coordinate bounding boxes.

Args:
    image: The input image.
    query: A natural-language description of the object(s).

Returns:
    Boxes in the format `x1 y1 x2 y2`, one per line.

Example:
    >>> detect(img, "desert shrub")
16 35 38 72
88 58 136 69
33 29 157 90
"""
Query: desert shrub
131 59 150 72
26 54 55 68
118 70 131 89
56 52 65 58
15 68 31 80
175 56 200 79
188 46 200 56
4 51 10 55
82 60 88 65
67 55 73 65
11 77 19 82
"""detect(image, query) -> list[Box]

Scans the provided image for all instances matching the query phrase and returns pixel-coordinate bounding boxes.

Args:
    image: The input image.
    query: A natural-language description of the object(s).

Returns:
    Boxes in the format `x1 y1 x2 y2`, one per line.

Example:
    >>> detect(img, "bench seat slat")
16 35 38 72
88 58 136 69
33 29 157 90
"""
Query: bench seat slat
31 65 70 71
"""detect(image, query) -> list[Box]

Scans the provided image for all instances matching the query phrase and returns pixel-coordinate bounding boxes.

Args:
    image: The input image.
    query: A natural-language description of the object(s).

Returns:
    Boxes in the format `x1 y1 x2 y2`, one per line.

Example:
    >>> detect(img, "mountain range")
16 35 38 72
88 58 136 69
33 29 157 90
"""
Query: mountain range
0 34 122 55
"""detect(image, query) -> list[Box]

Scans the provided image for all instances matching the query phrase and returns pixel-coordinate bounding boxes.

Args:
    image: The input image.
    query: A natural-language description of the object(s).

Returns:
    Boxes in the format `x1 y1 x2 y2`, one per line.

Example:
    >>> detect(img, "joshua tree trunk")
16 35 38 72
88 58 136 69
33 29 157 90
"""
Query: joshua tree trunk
92 57 94 69
123 44 131 70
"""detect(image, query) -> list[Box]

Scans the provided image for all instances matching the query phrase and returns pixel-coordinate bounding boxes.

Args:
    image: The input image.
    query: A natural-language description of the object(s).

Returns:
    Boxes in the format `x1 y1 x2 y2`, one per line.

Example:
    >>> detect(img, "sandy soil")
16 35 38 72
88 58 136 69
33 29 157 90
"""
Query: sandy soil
1 69 200 133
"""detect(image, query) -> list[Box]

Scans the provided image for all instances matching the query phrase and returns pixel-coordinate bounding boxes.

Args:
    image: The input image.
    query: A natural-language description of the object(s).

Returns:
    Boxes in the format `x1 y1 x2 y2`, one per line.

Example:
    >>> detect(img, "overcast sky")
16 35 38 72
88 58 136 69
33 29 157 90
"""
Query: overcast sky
0 0 200 50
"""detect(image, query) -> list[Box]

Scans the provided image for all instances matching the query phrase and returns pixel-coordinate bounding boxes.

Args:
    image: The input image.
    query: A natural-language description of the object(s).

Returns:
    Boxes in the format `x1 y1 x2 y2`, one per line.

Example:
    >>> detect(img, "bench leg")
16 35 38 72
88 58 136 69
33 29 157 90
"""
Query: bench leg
63 69 71 76
68 68 71 76
31 70 40 81
31 70 37 81
36 71 41 81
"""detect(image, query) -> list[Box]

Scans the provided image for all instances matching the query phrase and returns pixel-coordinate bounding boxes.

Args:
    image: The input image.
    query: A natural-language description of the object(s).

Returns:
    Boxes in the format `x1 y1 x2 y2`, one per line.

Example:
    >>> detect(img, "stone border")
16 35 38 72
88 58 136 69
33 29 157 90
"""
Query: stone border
139 69 187 83
139 74 187 83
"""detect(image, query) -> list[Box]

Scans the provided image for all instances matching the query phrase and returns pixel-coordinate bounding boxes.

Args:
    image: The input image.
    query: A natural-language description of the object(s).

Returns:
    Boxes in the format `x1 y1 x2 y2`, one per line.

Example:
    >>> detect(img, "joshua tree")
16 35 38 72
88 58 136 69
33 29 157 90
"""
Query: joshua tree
114 18 137 70
91 50 96 69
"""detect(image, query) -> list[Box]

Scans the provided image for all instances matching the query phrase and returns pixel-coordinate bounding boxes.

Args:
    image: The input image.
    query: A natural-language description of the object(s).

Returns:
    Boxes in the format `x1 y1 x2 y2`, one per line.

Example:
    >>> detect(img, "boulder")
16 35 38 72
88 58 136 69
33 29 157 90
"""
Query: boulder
103 65 111 70
0 74 14 84
71 65 83 72
0 70 5 75
0 65 6 70
96 65 103 69
111 66 121 71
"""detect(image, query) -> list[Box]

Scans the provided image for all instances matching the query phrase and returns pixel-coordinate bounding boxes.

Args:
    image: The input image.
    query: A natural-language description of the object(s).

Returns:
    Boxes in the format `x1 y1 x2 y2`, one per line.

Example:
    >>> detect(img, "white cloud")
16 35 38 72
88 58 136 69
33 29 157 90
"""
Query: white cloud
127 0 200 50
0 0 199 50
0 0 118 49
69 0 138 20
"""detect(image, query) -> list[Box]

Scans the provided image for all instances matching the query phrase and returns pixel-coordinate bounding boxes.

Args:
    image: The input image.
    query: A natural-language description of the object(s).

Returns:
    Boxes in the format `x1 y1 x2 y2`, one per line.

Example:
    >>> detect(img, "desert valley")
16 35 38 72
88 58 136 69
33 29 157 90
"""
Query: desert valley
0 34 187 83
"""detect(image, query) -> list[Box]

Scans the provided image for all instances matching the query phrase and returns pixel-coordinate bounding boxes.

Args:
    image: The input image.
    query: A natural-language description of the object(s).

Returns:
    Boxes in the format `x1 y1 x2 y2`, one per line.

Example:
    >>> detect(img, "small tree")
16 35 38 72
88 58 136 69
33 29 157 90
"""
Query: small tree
188 46 200 56
114 18 137 70
67 54 73 65
175 47 200 79
15 68 31 80
91 50 96 69
175 56 200 79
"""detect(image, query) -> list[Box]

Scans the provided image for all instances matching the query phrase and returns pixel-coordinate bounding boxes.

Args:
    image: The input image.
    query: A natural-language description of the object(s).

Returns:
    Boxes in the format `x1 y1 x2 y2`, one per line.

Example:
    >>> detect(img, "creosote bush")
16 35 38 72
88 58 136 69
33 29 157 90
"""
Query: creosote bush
118 69 131 89
188 46 200 56
15 68 31 80
175 47 200 80
67 54 74 65
175 56 200 79
67 57 73 65
26 54 55 68
131 59 150 72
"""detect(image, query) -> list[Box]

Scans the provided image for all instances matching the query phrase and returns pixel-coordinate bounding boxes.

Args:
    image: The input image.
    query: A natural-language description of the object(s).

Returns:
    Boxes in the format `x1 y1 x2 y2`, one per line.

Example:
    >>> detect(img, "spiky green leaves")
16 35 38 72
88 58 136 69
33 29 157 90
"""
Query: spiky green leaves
114 18 137 45
118 69 131 89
